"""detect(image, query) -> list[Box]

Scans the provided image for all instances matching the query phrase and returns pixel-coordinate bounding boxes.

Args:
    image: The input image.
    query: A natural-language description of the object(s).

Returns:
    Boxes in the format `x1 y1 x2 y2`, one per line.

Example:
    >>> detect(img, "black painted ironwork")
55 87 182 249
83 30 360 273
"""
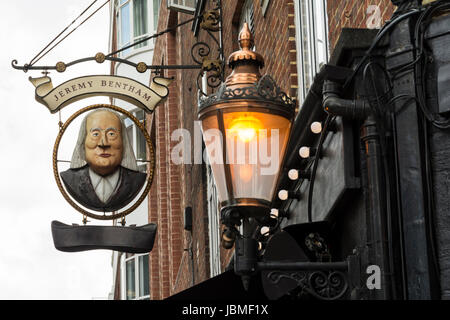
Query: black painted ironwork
231 218 354 300
266 269 349 300
11 56 202 74
11 0 224 95
199 75 296 111
51 220 157 253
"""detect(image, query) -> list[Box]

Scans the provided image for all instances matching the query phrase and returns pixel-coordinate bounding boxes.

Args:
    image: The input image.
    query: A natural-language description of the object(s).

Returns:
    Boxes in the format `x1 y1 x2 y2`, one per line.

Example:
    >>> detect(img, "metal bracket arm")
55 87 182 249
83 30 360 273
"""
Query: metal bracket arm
11 55 202 74
258 260 352 300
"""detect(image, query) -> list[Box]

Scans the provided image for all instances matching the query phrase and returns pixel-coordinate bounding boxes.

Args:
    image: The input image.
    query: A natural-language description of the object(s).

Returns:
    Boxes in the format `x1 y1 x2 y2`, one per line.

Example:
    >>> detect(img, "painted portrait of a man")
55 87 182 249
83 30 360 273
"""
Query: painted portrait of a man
60 108 146 212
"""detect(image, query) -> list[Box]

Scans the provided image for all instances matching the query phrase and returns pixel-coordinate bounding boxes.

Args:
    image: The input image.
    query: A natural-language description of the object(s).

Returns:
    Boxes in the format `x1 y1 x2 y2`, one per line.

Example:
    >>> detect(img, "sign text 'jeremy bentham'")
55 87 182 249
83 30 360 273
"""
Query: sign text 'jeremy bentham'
29 75 173 113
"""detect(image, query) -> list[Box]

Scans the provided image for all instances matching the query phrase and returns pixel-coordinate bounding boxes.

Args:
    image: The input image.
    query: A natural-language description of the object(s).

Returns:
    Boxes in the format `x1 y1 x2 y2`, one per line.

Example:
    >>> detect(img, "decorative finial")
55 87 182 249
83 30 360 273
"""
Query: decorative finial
227 22 264 70
238 22 254 50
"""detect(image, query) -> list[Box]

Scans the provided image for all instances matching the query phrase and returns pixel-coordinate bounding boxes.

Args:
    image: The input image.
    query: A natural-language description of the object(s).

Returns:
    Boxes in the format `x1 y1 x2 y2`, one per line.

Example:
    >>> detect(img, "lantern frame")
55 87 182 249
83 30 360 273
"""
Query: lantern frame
198 24 296 218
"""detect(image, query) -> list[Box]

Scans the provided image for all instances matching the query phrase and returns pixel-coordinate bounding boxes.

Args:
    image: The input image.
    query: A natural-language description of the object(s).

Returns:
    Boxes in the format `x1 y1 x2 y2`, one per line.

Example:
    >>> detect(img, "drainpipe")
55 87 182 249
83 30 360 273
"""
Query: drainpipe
323 80 391 300
322 81 370 119
360 115 391 300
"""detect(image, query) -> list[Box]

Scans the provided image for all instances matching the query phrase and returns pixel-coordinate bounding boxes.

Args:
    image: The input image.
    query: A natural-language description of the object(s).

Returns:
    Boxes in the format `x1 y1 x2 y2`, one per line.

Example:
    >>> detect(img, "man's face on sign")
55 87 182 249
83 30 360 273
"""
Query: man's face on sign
85 110 123 176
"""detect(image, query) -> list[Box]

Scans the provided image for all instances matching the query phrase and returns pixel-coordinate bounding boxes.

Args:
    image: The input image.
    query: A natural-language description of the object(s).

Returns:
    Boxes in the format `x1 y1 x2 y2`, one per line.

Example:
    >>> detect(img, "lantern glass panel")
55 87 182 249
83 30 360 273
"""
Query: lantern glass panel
200 115 229 202
223 111 291 201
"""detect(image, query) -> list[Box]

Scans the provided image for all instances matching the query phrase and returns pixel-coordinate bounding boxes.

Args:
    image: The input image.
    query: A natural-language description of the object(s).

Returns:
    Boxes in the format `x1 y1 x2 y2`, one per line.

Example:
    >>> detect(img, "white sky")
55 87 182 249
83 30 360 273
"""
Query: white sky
0 1 117 299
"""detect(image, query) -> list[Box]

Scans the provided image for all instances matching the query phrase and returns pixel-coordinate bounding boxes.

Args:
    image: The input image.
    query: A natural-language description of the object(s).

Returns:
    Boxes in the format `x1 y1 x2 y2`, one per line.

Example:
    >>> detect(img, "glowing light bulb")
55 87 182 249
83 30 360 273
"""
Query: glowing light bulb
278 190 288 201
299 146 310 158
288 169 299 180
228 115 263 142
311 121 322 134
260 226 270 235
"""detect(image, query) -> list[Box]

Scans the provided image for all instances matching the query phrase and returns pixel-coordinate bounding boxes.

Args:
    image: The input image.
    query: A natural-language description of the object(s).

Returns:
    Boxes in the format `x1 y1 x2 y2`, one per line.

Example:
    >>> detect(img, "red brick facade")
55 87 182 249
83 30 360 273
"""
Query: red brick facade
148 4 211 299
327 0 395 51
146 0 398 300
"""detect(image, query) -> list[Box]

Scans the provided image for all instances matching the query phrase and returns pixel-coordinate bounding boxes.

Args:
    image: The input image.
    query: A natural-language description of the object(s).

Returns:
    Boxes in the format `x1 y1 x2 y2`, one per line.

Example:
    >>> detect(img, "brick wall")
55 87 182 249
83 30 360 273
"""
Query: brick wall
327 0 395 52
148 3 171 300
221 0 297 97
147 0 302 299
146 0 400 299
148 2 212 299
218 1 299 269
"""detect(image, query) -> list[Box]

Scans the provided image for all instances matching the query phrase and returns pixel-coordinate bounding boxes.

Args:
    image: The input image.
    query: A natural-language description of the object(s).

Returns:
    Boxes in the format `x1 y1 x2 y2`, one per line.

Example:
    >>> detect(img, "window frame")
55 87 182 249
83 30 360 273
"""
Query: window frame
206 164 221 277
261 0 270 17
239 0 255 35
294 0 329 104
123 108 147 173
167 0 196 15
198 76 222 277
116 0 160 57
121 253 150 300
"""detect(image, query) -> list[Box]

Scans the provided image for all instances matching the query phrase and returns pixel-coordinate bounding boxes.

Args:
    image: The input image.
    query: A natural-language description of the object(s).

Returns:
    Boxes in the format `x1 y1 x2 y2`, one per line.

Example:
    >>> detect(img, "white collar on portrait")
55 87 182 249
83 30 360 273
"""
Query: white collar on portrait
89 167 121 203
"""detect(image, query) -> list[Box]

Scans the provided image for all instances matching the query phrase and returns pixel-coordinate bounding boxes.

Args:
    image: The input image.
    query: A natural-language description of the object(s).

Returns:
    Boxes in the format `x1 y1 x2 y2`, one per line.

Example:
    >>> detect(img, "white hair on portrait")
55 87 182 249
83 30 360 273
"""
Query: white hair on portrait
70 108 138 171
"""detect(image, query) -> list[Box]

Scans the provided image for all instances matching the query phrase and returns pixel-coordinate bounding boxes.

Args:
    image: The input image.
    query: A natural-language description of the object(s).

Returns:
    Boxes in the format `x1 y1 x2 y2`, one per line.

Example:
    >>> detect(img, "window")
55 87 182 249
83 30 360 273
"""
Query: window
206 165 221 277
261 0 270 17
116 0 161 57
124 109 147 172
294 0 329 103
167 0 196 15
125 258 136 299
153 0 160 31
133 0 149 50
199 77 221 277
239 0 255 35
121 253 150 300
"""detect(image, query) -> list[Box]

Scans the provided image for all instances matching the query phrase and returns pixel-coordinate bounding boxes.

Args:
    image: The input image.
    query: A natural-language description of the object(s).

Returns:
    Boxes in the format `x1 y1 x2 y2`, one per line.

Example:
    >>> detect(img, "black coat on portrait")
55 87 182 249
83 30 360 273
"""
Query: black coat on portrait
60 165 146 212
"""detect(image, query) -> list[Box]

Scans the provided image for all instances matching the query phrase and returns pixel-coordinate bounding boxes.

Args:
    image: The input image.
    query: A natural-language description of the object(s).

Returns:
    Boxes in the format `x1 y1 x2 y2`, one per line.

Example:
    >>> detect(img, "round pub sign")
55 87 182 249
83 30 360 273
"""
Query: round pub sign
22 65 171 222
53 104 155 221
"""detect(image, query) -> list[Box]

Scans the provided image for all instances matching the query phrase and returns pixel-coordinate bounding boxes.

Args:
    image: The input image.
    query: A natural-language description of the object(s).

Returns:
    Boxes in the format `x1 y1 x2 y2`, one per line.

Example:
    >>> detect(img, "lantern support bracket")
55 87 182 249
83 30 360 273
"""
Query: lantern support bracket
233 232 362 300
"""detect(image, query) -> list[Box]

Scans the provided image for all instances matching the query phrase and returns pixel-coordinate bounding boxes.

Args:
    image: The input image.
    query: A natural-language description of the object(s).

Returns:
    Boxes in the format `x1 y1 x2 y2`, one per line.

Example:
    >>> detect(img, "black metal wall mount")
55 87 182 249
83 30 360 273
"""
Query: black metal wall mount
260 261 351 300
233 227 361 300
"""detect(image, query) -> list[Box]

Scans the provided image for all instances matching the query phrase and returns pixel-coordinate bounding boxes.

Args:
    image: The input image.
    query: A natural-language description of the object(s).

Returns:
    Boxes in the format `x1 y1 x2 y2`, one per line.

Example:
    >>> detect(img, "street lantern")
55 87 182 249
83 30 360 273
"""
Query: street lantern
198 23 296 219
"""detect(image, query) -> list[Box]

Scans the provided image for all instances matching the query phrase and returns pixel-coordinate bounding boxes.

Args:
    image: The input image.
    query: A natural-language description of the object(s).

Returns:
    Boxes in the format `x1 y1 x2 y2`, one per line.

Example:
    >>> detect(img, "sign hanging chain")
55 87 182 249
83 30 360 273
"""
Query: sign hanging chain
58 110 63 130
28 0 109 68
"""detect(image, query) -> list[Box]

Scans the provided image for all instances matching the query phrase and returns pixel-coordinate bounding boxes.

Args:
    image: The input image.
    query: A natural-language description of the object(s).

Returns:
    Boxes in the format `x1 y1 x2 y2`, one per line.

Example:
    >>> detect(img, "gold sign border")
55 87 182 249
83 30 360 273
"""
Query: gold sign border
52 104 155 221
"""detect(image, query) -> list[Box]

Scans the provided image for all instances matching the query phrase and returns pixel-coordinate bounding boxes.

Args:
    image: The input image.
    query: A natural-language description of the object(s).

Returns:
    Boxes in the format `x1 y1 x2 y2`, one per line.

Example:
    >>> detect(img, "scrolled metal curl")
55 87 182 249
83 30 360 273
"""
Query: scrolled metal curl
257 75 296 107
265 269 348 300
191 42 211 65
306 270 349 300
267 271 308 284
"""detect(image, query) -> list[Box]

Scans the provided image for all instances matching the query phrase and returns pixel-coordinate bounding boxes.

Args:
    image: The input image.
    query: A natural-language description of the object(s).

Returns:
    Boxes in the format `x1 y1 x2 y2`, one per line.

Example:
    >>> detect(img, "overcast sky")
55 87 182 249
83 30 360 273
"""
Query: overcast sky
0 1 117 299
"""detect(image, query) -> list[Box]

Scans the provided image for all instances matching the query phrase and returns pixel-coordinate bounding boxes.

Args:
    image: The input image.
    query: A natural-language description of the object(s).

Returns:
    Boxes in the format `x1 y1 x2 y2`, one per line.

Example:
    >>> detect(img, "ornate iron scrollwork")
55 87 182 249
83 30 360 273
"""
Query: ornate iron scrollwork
191 41 223 91
257 75 297 106
194 2 224 95
201 9 221 32
199 75 296 110
305 232 331 262
267 269 349 300
12 1 225 96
